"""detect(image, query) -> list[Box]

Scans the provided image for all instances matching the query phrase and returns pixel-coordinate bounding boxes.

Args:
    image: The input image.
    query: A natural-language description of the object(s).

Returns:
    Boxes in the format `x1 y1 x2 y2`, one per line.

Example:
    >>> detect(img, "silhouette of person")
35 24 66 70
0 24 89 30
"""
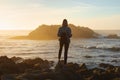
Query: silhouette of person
57 19 72 64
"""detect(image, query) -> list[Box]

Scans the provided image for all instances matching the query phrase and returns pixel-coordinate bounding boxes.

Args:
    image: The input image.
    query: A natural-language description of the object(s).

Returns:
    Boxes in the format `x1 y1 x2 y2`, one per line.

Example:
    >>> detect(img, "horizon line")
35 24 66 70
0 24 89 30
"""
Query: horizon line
0 29 120 31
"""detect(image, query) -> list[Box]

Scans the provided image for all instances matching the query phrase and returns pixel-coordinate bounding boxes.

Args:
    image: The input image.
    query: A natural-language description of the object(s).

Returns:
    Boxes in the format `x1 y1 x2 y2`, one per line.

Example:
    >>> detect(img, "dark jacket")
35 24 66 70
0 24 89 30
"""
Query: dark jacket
57 26 72 43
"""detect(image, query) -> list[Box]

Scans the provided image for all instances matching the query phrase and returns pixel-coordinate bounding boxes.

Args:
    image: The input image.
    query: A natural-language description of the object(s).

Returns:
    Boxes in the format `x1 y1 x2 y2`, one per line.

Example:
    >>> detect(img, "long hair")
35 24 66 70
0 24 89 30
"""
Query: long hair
62 19 68 27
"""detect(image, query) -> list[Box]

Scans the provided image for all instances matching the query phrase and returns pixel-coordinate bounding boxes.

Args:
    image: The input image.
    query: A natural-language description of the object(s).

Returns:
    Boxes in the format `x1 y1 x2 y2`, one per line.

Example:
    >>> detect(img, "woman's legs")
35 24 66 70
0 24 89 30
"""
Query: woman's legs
64 42 69 64
58 41 64 61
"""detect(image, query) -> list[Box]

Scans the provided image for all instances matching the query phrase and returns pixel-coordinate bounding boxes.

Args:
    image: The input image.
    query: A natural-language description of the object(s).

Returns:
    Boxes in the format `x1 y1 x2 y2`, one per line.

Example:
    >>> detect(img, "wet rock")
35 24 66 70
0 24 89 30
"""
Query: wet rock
55 61 83 80
99 63 114 69
0 56 15 64
77 63 91 79
108 47 120 52
114 67 120 73
10 56 23 63
16 58 52 73
99 71 119 80
76 63 88 74
55 61 80 72
16 70 57 80
18 58 51 71
111 60 118 63
0 56 18 74
113 78 120 80
16 73 41 80
79 63 87 70
1 74 17 80
92 68 105 75
64 62 80 71
84 55 92 58
55 60 65 72
88 46 96 49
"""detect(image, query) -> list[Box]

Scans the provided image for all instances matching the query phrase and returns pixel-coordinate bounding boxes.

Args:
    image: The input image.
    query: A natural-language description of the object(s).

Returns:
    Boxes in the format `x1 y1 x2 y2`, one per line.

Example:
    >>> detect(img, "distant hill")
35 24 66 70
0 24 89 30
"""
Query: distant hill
11 24 98 40
95 30 120 36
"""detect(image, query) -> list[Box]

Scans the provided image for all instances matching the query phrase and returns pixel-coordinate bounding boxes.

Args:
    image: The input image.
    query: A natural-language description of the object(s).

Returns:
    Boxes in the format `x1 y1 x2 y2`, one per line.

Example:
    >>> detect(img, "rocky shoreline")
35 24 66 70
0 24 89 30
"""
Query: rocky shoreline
0 56 120 80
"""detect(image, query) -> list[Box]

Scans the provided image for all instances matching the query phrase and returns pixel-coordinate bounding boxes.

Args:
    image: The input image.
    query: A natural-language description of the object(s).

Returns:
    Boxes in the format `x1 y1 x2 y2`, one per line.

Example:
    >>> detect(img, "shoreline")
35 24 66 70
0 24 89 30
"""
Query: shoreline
0 56 120 80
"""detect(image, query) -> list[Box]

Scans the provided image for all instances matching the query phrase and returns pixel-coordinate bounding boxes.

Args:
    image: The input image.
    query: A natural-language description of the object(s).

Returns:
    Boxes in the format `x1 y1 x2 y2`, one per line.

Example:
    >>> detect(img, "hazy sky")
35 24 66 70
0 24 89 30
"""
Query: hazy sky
0 0 120 30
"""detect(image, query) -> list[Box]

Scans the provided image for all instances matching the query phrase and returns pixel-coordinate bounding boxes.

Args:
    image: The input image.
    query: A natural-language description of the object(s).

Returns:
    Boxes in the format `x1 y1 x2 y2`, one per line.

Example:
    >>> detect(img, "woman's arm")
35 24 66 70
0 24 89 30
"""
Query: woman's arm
68 28 72 38
57 27 61 37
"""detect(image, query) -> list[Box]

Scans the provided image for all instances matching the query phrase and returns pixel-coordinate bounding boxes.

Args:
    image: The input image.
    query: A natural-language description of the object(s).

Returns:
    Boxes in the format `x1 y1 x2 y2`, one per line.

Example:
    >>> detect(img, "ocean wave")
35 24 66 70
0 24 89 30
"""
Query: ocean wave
82 46 120 52
14 52 54 55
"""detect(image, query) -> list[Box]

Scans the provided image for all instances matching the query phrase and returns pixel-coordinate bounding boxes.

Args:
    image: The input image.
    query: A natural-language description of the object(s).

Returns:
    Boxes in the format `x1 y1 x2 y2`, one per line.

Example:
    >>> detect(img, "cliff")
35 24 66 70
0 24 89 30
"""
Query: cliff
11 24 98 40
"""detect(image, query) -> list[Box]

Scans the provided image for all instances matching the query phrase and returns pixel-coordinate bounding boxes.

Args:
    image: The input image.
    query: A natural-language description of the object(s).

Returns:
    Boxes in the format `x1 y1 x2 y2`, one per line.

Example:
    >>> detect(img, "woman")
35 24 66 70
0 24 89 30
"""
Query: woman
57 19 72 64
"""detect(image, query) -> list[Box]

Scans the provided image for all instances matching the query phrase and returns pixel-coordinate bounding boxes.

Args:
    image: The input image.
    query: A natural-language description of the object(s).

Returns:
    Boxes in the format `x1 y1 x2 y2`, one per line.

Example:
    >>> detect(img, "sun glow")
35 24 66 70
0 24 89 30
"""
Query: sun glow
0 0 119 30
0 22 11 30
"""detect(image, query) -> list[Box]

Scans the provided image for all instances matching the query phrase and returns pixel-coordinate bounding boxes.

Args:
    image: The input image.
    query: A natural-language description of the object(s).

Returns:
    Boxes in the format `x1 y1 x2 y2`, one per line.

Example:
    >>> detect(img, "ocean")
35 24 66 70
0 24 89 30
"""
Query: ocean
0 30 120 68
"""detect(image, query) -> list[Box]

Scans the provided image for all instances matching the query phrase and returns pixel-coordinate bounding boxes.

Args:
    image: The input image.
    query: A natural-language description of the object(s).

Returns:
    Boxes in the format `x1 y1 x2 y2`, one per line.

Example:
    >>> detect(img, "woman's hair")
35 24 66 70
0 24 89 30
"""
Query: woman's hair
62 19 68 27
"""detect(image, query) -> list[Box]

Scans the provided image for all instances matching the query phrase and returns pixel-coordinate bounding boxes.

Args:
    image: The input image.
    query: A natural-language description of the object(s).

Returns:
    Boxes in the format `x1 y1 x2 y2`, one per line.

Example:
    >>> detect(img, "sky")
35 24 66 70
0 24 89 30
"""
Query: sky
0 0 120 30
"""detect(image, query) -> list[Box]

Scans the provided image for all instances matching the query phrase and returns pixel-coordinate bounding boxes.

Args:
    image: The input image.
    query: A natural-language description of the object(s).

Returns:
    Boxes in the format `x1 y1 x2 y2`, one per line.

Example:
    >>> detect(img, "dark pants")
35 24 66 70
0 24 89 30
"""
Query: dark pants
58 39 70 64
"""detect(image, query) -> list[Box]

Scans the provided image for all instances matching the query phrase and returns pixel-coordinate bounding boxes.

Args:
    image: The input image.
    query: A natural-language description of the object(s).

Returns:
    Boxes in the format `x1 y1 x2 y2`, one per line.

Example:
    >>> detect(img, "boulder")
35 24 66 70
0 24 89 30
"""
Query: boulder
0 56 18 74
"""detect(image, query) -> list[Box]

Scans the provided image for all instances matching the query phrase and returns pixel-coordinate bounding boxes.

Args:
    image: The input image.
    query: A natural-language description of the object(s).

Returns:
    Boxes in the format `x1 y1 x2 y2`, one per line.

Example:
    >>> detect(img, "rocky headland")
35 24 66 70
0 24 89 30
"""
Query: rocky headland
11 24 98 40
